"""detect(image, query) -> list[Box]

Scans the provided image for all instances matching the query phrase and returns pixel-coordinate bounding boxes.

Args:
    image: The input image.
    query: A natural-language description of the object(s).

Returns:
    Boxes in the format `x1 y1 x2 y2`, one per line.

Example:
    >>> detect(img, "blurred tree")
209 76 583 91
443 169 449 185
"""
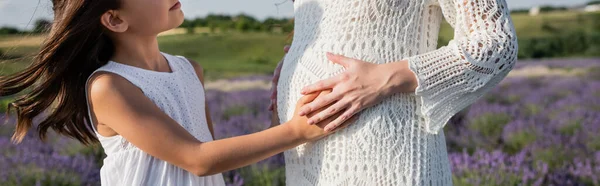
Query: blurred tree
208 22 218 33
235 14 258 32
539 6 567 12
281 20 294 33
588 0 600 5
186 24 195 34
510 9 529 14
180 19 193 28
218 22 233 33
192 18 208 27
261 18 278 32
0 27 20 35
33 19 52 33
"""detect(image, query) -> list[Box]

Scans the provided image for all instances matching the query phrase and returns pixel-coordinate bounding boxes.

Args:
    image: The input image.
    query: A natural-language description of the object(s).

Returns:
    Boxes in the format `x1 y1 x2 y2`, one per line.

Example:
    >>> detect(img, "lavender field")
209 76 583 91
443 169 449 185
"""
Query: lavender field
1 58 599 186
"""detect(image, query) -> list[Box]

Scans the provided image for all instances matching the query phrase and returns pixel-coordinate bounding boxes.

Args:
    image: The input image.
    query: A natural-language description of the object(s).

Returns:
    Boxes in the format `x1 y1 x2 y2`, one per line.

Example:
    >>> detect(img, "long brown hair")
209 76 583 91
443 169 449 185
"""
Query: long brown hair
0 0 121 145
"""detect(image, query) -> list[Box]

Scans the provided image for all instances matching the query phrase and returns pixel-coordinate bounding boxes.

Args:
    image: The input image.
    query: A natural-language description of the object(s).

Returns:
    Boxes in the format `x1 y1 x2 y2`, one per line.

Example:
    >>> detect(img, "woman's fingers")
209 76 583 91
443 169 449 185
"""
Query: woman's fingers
299 90 341 117
294 91 331 118
301 53 365 96
297 92 319 105
306 98 350 125
324 106 359 132
326 53 356 68
325 115 359 133
301 77 340 95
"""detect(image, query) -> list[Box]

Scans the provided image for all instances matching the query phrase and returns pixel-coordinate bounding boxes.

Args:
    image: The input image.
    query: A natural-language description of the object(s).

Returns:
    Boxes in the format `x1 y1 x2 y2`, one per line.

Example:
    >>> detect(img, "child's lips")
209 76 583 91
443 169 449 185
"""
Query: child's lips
170 1 181 11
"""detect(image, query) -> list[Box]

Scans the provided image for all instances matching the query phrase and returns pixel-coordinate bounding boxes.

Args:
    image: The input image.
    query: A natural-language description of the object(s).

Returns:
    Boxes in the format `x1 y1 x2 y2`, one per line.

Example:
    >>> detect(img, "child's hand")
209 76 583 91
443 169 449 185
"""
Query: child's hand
290 90 357 141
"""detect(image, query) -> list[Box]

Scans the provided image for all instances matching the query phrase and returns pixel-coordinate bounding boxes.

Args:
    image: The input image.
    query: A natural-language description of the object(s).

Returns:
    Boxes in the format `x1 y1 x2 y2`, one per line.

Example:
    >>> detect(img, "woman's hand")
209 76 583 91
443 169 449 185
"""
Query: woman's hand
290 90 356 140
298 53 419 131
269 45 291 111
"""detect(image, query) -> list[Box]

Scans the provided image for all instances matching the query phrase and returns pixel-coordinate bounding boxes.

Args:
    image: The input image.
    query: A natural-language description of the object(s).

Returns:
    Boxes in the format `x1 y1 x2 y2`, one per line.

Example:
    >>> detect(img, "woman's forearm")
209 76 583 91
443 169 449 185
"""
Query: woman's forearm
379 61 419 96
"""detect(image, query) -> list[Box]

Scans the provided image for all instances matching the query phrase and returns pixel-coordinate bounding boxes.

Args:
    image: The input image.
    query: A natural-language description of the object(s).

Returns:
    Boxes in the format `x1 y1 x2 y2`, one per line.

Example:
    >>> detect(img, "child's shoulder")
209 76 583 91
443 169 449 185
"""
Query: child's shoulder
167 53 205 84
187 58 205 84
87 71 139 102
163 53 203 72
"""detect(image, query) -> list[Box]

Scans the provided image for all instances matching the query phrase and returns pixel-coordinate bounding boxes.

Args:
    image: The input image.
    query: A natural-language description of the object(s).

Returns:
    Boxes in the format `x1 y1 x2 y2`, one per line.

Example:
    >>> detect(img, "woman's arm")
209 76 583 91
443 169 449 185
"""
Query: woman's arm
299 0 518 133
404 0 518 133
87 73 346 177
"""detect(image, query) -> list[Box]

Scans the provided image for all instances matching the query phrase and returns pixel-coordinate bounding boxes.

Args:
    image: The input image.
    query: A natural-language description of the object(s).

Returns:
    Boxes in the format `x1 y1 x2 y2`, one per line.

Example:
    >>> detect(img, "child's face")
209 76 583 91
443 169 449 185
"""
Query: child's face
119 0 184 35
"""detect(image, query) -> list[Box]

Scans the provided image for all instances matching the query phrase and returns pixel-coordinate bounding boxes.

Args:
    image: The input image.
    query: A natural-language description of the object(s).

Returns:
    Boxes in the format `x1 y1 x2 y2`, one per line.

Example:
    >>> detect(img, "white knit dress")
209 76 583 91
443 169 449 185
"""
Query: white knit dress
85 53 226 186
276 0 518 185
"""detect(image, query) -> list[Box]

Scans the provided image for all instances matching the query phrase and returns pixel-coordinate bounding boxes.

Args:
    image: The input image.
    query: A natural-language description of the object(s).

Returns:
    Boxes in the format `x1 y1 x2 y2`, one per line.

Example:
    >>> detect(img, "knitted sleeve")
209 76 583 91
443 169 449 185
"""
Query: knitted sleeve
406 0 518 134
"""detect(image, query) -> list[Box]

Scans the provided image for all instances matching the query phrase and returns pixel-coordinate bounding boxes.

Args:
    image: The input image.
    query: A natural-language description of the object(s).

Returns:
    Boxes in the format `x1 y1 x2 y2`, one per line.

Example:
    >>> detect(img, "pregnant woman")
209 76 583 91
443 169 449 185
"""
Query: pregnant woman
272 0 518 185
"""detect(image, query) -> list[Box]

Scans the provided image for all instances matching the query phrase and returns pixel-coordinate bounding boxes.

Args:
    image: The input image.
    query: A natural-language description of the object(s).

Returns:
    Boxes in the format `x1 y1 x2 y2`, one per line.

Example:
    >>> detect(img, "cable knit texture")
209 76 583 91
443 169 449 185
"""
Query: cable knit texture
85 53 225 186
276 0 517 185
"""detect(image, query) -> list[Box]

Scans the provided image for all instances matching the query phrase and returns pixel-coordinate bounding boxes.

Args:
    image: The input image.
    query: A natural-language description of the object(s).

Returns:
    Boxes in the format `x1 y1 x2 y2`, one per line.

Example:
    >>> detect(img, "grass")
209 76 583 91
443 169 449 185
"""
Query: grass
437 11 600 45
158 32 290 79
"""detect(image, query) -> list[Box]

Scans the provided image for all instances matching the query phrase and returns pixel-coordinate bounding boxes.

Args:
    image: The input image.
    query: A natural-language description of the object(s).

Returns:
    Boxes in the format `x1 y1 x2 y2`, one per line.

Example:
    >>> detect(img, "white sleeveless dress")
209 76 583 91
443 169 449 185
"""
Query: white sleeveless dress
276 0 517 185
85 53 226 186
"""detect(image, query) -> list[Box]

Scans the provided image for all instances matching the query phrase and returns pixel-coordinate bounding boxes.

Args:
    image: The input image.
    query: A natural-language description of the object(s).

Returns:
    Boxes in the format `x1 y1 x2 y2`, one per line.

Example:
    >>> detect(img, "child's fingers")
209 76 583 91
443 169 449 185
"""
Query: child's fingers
298 92 320 105
299 90 332 104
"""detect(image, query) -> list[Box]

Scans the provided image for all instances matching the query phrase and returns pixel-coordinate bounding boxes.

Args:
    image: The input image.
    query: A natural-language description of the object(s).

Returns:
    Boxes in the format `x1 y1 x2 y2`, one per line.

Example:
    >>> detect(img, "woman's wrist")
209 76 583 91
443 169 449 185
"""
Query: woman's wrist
379 60 418 95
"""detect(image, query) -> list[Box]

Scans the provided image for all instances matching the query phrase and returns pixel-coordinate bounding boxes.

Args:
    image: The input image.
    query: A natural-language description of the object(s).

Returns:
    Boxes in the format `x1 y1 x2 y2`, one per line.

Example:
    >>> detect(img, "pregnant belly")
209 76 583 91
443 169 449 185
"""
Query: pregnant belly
276 45 418 117
279 89 421 164
276 49 421 144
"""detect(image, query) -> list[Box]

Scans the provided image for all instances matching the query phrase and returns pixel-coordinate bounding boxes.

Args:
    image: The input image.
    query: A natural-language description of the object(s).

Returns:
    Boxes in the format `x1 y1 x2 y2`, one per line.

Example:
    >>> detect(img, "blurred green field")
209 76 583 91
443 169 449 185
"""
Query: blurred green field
438 11 600 43
158 33 290 79
0 33 290 79
1 11 599 79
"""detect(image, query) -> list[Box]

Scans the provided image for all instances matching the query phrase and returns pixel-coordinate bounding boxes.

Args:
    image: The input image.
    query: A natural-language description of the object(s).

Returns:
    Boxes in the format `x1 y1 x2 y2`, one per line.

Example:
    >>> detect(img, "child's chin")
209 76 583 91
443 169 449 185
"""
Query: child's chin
165 16 185 31
174 14 185 27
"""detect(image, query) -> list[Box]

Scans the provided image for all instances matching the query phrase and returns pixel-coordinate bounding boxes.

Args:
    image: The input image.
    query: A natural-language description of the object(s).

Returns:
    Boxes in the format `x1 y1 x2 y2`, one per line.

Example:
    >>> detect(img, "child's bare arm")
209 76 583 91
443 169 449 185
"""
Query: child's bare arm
87 73 347 176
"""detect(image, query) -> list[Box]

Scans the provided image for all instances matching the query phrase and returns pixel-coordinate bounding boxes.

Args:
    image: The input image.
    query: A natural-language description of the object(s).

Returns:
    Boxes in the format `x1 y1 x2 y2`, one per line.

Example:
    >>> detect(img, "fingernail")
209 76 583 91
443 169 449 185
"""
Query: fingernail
308 120 314 125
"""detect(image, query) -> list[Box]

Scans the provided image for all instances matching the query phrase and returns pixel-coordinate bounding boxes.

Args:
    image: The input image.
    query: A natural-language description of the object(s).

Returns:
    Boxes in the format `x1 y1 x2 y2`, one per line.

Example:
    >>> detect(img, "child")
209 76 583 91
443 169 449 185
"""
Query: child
0 0 350 185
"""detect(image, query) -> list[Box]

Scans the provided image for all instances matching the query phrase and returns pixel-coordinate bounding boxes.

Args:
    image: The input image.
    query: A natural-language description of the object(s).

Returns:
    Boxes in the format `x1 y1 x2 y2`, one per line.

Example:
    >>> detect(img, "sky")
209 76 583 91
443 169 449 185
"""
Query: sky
0 0 593 30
